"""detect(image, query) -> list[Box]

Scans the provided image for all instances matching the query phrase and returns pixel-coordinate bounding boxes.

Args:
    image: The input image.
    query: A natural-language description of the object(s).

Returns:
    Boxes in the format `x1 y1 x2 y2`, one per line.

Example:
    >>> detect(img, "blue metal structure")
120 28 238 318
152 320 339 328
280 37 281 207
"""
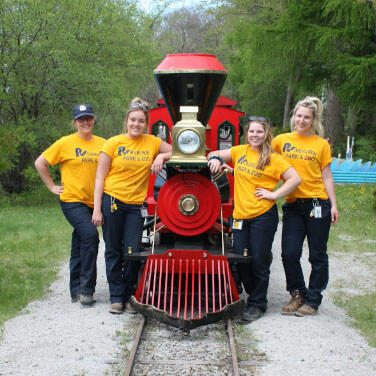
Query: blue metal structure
331 159 376 183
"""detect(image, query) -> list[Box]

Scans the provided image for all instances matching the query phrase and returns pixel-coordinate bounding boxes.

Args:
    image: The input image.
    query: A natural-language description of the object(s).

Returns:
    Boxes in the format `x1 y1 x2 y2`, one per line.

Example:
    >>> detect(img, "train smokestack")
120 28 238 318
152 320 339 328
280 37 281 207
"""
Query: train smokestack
154 54 228 126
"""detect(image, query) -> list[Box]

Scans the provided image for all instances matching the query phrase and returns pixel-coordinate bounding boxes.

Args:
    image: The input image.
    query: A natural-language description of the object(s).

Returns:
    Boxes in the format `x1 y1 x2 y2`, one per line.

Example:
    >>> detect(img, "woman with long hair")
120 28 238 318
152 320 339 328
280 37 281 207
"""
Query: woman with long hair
208 117 300 322
272 96 339 317
92 97 171 314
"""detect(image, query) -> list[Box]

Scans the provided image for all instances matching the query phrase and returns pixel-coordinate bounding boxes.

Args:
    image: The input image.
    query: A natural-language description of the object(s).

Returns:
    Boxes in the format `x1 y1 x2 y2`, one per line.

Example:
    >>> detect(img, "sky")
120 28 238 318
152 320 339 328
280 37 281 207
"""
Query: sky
138 0 211 13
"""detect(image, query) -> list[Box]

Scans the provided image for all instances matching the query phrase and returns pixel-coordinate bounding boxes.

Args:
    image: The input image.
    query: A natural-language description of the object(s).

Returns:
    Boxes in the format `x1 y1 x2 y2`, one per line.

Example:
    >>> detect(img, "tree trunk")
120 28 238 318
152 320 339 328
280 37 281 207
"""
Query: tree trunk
283 65 304 127
283 81 293 127
346 107 358 132
324 83 344 146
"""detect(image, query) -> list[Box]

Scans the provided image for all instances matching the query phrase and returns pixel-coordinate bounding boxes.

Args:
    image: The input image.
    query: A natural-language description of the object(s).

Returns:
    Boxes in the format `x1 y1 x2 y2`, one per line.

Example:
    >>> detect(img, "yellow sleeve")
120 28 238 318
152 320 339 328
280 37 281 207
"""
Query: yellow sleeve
230 145 241 165
271 135 282 154
274 153 292 178
101 137 116 159
152 136 162 158
42 137 67 166
320 141 333 170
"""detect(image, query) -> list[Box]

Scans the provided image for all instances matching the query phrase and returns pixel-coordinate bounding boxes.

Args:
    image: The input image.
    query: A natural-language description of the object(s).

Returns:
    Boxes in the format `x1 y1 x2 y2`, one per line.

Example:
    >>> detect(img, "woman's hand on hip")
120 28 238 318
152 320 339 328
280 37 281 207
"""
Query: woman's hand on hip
50 184 64 195
254 188 276 201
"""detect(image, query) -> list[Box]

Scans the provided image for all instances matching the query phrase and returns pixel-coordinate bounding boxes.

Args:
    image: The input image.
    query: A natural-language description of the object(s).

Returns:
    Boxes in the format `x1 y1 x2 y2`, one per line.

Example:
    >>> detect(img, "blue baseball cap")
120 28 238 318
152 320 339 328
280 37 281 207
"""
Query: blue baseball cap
73 104 95 119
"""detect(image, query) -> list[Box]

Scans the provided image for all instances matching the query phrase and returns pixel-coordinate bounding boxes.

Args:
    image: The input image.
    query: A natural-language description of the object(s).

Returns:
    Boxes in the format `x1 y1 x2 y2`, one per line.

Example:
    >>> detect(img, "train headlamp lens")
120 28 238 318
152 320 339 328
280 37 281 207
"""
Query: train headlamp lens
177 130 200 154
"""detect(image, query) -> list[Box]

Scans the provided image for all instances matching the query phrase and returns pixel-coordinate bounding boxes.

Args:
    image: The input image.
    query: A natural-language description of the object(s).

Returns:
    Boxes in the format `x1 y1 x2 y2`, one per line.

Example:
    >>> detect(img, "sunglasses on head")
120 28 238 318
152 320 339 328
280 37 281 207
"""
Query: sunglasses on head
249 116 268 122
130 102 149 112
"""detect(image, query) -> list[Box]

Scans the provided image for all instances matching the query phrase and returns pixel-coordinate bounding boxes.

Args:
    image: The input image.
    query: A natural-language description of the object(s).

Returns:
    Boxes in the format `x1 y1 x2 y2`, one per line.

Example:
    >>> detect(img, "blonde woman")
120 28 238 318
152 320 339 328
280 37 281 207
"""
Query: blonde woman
92 98 171 314
208 117 300 322
272 96 339 317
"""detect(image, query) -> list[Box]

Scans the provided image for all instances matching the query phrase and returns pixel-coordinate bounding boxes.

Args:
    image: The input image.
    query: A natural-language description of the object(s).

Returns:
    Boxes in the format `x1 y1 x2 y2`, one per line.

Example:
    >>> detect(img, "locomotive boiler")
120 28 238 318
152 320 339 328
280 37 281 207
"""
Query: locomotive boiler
127 54 251 330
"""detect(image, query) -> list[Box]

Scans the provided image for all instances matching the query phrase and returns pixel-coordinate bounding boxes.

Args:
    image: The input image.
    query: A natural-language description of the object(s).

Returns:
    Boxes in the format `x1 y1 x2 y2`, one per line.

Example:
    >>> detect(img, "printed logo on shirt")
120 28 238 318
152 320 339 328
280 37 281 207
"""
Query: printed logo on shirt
117 147 151 162
236 154 262 177
118 147 131 156
282 143 317 161
75 148 99 163
237 155 257 169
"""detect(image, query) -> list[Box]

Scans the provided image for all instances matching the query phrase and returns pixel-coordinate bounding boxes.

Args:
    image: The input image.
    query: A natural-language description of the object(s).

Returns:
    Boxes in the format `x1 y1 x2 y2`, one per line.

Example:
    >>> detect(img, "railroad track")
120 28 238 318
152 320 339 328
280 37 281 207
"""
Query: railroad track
122 316 265 376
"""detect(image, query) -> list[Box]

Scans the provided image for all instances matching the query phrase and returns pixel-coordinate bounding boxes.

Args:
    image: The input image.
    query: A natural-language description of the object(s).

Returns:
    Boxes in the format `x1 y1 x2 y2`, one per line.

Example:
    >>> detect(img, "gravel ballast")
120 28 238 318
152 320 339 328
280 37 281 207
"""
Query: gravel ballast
0 225 375 375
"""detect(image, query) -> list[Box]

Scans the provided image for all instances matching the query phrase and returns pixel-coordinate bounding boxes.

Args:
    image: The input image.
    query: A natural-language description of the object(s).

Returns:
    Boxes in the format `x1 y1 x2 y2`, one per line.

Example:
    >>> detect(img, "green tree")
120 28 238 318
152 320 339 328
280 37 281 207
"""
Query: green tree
217 0 376 148
317 0 376 146
0 0 158 193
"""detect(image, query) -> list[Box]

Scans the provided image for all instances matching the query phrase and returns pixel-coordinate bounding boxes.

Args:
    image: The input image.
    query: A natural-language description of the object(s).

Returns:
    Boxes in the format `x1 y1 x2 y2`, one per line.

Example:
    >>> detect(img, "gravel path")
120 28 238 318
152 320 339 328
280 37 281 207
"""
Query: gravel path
1 225 375 376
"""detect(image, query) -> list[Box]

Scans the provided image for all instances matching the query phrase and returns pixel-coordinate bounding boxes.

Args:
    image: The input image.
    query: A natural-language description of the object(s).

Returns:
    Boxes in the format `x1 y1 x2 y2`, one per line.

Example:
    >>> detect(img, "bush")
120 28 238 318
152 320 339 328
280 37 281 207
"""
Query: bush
353 137 376 163
0 184 59 208
272 126 291 137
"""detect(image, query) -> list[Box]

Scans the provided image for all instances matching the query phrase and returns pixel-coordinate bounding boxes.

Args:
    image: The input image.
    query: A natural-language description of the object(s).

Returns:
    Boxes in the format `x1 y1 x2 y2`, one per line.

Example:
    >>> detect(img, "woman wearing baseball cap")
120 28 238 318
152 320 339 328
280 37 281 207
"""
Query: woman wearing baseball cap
35 104 106 307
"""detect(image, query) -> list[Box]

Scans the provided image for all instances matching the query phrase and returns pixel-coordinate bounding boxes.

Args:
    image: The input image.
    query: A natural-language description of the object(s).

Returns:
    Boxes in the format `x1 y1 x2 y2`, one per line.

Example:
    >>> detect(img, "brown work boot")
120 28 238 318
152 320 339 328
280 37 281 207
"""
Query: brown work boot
282 290 304 315
109 302 123 314
295 304 318 317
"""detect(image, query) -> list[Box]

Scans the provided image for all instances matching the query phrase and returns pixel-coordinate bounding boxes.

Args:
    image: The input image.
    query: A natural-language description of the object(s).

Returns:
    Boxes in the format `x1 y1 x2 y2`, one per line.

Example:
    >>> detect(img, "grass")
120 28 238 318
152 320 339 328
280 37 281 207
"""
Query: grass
328 184 376 347
333 293 376 348
0 185 71 326
328 184 376 254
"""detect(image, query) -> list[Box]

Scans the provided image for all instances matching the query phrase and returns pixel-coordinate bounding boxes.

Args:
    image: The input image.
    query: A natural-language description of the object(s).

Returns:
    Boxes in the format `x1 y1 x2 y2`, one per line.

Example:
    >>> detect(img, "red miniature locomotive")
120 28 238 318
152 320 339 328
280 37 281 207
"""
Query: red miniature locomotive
127 54 251 330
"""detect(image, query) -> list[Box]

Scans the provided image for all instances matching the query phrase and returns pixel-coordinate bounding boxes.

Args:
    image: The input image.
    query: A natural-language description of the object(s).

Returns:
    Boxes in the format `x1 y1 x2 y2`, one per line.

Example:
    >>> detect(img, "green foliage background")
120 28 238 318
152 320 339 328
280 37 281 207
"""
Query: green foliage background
0 0 375 195
0 0 162 193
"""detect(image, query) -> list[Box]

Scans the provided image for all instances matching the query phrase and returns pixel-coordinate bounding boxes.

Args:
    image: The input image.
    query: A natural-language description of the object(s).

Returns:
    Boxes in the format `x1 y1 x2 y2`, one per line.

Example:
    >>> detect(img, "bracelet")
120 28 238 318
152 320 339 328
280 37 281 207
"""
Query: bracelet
208 155 224 165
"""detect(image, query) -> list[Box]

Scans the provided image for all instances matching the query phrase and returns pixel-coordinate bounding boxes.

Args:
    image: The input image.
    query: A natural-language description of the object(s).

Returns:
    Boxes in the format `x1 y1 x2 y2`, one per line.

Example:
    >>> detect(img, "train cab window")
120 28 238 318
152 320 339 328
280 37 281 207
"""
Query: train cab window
151 121 169 142
218 121 234 150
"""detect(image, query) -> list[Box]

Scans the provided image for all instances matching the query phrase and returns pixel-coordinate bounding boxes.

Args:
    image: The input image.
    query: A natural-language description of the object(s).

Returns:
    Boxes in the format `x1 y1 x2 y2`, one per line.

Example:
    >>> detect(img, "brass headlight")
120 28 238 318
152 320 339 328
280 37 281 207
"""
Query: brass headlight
177 130 200 154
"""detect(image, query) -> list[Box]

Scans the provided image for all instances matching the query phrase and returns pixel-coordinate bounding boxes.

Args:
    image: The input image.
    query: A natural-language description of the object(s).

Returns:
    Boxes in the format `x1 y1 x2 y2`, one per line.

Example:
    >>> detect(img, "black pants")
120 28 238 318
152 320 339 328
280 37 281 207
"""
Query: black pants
281 199 332 309
102 193 143 304
60 201 99 297
233 205 279 311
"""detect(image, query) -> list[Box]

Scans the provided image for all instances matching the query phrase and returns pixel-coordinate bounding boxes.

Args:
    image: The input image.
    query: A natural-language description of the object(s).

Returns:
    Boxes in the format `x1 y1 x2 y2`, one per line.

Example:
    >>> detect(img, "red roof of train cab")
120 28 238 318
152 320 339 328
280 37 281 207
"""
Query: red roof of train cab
157 96 237 108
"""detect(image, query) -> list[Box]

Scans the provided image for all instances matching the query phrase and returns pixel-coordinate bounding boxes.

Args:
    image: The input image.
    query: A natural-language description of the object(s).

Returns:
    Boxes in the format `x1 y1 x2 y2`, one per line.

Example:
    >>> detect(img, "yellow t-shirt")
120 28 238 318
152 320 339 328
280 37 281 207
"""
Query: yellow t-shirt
42 133 106 207
102 134 162 204
231 145 291 219
272 131 332 202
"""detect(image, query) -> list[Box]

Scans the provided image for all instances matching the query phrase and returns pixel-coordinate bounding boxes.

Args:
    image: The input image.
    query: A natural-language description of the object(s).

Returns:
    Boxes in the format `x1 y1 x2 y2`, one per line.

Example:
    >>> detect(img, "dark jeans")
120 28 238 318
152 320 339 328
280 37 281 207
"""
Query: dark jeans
102 193 143 304
233 205 279 311
281 199 332 309
60 201 99 297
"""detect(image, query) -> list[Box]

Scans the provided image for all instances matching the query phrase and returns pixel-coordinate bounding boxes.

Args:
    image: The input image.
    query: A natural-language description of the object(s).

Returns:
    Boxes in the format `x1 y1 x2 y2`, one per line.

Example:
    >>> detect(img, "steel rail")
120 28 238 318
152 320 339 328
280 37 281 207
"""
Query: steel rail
124 317 146 376
226 318 240 376
124 318 240 375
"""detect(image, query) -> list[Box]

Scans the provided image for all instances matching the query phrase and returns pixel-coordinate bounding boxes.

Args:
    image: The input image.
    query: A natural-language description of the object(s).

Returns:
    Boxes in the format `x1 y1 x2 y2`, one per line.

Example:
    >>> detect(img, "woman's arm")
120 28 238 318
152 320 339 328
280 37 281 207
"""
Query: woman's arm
151 141 172 175
34 155 64 195
254 167 301 201
92 152 111 226
207 149 232 173
322 164 339 224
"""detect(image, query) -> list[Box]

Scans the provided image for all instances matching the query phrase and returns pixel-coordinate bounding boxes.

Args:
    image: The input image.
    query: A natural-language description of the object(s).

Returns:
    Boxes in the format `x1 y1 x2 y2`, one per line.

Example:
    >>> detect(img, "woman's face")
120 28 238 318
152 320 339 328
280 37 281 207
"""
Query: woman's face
125 110 147 139
294 106 314 136
74 116 94 137
247 122 266 150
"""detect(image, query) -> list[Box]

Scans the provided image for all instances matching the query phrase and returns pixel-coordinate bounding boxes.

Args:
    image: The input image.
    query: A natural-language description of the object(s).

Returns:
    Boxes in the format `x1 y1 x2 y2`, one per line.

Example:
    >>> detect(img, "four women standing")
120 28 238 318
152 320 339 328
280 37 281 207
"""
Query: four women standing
35 95 338 319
